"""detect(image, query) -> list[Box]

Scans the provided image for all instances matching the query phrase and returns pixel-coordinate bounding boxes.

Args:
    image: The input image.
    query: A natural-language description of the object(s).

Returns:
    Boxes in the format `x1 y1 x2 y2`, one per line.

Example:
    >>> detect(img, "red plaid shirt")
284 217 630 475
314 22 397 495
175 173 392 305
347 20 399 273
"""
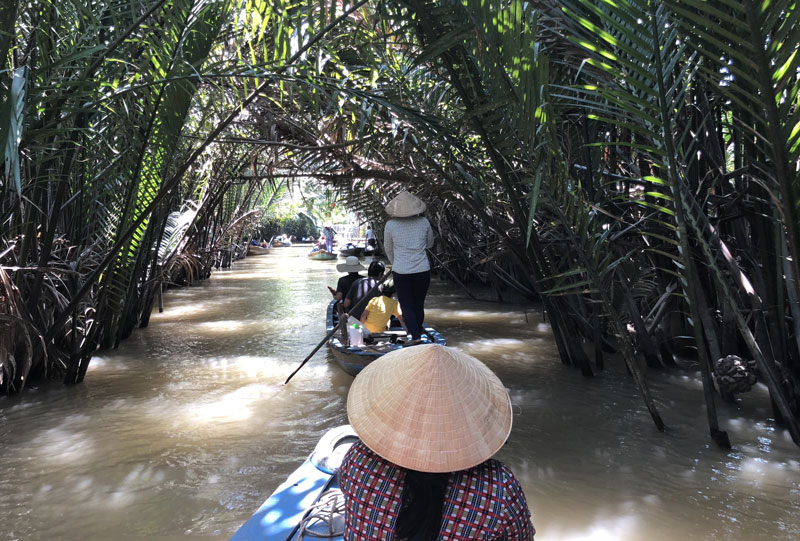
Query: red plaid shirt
338 441 535 540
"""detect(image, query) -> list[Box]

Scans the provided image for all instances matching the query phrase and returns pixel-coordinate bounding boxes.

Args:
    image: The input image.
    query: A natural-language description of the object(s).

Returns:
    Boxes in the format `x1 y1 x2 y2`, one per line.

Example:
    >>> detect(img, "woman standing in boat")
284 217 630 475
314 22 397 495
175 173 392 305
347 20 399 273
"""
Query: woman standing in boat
365 224 376 247
323 221 336 253
383 191 434 346
339 344 535 540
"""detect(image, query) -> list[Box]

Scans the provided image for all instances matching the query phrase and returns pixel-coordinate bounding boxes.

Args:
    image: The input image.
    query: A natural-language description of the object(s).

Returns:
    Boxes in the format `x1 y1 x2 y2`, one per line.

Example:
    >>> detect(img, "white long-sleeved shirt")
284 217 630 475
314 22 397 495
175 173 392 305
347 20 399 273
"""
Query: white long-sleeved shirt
383 216 434 274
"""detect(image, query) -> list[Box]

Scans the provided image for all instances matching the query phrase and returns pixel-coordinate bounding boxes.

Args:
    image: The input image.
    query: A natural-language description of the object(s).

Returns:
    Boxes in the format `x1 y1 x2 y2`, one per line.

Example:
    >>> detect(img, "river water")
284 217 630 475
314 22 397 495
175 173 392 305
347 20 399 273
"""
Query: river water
2 247 799 540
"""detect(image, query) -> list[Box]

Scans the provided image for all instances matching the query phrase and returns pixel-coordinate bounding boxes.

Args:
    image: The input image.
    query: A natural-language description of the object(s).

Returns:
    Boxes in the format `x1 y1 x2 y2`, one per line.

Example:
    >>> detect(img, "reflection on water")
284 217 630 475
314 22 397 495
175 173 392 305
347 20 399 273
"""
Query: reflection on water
2 246 799 540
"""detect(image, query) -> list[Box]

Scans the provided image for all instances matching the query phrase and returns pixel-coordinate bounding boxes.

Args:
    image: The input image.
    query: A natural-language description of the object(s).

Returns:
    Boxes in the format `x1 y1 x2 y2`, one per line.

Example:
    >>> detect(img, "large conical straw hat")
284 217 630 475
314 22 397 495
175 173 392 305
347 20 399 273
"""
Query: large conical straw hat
384 190 426 217
347 344 512 473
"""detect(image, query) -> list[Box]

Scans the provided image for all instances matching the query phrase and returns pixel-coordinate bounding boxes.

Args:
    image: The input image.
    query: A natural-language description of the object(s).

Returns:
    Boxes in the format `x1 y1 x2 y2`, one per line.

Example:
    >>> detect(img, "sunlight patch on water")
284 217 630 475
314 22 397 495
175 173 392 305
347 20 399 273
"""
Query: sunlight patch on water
735 456 796 489
664 372 705 391
543 513 639 540
166 380 198 392
84 354 136 375
178 384 280 426
193 320 247 333
29 422 94 465
212 270 296 281
150 302 211 319
201 355 286 379
89 356 107 368
122 464 166 487
426 309 530 324
458 338 534 357
144 319 283 340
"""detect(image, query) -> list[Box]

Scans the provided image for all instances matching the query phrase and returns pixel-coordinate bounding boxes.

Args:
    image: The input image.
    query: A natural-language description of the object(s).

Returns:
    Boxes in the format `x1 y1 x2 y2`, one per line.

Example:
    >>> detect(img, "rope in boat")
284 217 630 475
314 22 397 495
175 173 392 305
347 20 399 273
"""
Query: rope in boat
297 489 346 539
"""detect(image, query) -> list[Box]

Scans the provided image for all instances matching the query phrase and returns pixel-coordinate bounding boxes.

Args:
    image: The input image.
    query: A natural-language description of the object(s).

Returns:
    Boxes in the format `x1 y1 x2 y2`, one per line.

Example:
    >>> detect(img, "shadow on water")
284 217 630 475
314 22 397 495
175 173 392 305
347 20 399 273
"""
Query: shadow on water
1 247 799 540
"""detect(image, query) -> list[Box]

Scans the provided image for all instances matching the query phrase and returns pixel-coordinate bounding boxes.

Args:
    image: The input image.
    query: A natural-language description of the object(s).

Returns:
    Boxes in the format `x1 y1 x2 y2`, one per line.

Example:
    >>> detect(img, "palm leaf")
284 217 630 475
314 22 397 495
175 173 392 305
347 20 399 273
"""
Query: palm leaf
668 0 800 317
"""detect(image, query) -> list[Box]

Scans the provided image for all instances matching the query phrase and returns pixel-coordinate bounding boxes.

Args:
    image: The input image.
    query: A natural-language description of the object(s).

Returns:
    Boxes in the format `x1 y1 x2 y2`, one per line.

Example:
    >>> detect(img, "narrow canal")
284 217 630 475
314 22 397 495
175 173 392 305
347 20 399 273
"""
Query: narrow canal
2 247 799 540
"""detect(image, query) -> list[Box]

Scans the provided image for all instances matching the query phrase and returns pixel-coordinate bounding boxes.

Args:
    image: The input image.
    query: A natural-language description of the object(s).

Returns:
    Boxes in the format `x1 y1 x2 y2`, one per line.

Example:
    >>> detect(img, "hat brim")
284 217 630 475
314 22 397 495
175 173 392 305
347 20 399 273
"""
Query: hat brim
337 264 365 272
385 192 427 217
347 345 512 473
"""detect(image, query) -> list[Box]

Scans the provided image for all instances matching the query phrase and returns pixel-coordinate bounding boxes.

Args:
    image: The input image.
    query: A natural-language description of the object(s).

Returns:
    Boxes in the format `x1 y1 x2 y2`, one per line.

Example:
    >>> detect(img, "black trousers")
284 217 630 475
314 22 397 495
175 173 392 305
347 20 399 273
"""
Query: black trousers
393 270 430 340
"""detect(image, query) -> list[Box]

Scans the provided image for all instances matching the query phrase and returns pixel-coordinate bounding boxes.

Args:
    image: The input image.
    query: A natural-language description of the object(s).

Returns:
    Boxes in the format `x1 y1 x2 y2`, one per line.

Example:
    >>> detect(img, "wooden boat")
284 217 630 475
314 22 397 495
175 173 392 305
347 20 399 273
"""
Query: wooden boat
247 244 271 256
233 425 356 541
273 240 292 247
308 249 337 261
338 243 364 257
363 244 381 257
326 299 446 376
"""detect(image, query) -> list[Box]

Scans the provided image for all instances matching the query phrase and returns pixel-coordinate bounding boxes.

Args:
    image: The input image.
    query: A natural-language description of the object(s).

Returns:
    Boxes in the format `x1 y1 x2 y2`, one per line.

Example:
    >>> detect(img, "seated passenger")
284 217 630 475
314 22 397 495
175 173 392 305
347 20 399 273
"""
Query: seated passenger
335 256 365 301
343 260 385 321
339 345 536 540
359 282 407 336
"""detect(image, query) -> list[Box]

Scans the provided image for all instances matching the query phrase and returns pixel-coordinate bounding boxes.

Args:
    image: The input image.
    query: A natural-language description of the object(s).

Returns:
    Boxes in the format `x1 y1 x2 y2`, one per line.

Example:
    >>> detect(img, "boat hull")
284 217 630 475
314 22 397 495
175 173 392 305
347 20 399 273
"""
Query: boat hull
233 426 356 540
247 245 271 256
326 300 446 376
308 250 337 260
338 245 365 257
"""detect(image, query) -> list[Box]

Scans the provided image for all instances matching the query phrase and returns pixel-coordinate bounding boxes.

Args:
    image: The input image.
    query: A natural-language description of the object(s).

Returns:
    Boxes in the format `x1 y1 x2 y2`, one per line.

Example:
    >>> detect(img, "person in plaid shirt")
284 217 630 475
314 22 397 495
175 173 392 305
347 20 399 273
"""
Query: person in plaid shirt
339 344 535 540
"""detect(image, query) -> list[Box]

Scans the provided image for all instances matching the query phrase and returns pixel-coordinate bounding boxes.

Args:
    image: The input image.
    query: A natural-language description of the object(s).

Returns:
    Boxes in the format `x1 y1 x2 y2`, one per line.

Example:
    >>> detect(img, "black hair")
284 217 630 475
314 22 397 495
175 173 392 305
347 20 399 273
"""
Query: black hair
395 470 450 541
382 283 396 297
367 260 385 278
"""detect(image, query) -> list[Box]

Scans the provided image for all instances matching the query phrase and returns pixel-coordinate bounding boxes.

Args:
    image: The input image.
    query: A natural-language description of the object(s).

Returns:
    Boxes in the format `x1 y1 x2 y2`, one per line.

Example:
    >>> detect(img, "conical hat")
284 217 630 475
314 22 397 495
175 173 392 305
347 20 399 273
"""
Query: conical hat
385 191 426 217
347 344 512 473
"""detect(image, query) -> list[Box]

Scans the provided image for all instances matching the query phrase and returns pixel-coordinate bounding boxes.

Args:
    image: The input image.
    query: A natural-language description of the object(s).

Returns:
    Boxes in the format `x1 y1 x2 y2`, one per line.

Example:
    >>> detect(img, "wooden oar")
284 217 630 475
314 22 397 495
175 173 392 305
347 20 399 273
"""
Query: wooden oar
284 270 393 384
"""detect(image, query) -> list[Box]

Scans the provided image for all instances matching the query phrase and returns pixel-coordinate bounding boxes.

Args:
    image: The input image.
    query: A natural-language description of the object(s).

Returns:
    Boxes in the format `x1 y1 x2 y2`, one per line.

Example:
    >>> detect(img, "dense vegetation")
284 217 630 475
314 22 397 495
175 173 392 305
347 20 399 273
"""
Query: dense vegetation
1 0 798 448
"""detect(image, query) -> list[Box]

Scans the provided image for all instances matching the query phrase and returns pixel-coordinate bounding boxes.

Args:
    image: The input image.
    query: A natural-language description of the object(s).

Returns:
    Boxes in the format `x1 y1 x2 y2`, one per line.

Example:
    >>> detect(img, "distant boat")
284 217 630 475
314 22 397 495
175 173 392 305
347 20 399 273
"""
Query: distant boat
326 299 446 376
338 243 364 257
273 239 292 247
246 244 271 256
232 425 356 541
308 249 337 260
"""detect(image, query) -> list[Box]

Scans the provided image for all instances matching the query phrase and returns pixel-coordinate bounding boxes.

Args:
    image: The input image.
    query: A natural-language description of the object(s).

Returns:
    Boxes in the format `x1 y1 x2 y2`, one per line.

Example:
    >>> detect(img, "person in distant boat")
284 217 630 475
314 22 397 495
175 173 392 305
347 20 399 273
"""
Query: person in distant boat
339 344 536 540
383 191 434 346
323 221 336 253
343 260 385 321
359 281 407 337
335 256 365 301
365 225 376 248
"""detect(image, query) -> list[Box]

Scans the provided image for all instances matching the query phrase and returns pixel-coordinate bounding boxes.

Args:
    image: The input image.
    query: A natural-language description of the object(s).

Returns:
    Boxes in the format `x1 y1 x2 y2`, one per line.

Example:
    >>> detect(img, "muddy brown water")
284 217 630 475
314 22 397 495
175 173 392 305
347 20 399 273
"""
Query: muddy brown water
2 247 799 540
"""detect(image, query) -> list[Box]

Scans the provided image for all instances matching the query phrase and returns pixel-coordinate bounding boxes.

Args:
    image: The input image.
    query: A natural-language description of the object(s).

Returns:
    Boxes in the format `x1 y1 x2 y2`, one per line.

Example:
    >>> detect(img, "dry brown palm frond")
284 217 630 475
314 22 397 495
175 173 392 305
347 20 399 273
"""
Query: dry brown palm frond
0 266 43 391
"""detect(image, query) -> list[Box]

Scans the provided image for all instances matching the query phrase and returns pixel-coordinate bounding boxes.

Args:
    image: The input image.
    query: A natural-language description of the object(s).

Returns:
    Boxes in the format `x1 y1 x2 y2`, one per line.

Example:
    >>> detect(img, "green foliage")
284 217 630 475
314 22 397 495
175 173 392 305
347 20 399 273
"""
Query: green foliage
257 213 317 240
